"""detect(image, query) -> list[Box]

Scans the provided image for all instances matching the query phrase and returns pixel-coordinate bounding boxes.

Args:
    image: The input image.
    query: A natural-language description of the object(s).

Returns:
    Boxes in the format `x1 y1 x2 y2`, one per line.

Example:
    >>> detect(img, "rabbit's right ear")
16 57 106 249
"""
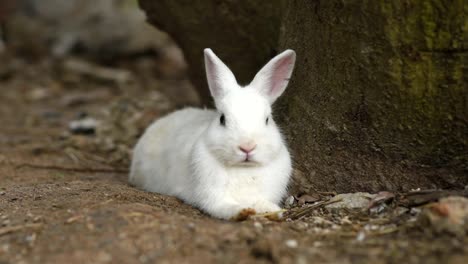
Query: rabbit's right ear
249 50 296 104
204 49 237 99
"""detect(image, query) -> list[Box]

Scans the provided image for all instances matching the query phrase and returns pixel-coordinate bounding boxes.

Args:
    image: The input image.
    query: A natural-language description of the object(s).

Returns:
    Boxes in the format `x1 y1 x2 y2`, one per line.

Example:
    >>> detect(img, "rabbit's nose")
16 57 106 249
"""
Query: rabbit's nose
239 143 257 154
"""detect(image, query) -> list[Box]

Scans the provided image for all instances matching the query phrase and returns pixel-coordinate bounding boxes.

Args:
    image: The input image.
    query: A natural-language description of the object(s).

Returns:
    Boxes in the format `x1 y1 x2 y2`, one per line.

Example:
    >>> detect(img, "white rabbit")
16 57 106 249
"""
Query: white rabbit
129 48 296 220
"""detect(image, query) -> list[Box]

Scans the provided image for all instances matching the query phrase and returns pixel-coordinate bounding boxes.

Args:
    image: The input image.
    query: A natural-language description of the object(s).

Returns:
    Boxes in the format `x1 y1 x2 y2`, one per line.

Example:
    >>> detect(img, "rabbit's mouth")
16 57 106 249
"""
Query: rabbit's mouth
239 161 258 167
238 156 260 166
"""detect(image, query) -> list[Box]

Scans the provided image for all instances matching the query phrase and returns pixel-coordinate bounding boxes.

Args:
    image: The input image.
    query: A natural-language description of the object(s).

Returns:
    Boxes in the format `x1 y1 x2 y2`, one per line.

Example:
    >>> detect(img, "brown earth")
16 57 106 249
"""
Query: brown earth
0 52 467 264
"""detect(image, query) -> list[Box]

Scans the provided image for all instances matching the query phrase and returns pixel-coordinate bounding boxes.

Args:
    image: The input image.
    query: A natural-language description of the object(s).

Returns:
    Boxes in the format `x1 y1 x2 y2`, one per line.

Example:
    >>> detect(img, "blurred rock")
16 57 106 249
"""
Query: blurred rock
418 196 468 236
64 58 132 84
69 117 99 135
27 87 49 101
7 0 182 60
284 239 298 249
284 195 295 208
326 193 375 210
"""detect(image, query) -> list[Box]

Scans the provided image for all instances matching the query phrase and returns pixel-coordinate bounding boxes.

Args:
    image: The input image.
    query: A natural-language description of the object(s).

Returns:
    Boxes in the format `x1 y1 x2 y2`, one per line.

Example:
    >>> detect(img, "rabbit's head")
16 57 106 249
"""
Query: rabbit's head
202 48 296 167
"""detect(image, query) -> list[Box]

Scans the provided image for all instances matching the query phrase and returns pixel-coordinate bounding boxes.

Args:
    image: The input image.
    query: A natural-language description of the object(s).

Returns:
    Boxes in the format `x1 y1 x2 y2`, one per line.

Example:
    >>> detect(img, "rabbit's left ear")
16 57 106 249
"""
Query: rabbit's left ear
250 50 296 104
204 48 237 100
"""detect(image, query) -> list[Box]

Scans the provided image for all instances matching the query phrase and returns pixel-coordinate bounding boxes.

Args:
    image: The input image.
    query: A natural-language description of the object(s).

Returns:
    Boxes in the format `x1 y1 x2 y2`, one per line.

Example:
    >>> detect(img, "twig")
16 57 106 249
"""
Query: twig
288 198 343 220
397 189 468 207
0 223 43 236
14 162 129 174
65 215 84 224
373 226 399 235
317 191 338 196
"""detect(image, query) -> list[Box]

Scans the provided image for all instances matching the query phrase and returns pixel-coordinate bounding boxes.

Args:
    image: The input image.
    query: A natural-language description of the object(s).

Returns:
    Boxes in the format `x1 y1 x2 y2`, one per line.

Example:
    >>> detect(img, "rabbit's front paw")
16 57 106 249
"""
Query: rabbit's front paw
231 208 256 221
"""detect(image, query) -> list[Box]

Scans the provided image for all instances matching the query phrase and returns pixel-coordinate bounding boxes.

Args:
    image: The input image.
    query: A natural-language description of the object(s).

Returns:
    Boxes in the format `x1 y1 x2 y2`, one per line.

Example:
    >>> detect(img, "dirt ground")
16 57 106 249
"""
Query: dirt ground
0 50 467 264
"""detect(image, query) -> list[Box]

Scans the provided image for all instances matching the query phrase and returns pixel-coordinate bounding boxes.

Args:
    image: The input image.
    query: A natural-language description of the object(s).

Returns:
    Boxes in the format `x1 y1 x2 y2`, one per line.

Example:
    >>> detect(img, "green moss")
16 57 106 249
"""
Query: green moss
378 0 466 161
421 1 436 49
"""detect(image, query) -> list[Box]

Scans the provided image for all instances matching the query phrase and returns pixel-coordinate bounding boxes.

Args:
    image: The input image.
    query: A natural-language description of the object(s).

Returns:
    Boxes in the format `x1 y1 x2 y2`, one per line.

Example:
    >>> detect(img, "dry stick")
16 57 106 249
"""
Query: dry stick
317 191 338 196
397 190 468 207
14 162 129 174
288 198 343 220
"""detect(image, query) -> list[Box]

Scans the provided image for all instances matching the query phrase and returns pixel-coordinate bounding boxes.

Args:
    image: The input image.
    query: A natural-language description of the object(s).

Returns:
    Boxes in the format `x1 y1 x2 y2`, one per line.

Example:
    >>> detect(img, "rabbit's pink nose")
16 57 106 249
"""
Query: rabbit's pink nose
239 143 257 154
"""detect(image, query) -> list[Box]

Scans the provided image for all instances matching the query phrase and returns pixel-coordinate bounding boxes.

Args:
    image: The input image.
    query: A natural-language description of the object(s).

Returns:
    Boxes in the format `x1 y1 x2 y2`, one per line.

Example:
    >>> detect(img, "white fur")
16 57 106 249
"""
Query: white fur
130 48 296 219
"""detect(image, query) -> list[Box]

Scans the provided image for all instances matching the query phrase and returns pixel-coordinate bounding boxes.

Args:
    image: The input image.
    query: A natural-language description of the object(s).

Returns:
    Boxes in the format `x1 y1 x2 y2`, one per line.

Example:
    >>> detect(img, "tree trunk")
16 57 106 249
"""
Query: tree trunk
139 0 285 105
138 0 467 192
277 0 467 192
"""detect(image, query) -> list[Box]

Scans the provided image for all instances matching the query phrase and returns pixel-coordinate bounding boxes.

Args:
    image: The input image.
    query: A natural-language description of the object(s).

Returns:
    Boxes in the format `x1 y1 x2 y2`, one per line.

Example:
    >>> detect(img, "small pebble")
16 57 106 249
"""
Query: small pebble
294 222 309 230
313 241 323 247
25 233 36 243
253 222 263 229
28 87 49 101
285 239 298 248
369 203 388 214
356 231 366 242
285 195 295 206
410 207 421 215
2 244 9 252
418 196 468 235
340 216 352 225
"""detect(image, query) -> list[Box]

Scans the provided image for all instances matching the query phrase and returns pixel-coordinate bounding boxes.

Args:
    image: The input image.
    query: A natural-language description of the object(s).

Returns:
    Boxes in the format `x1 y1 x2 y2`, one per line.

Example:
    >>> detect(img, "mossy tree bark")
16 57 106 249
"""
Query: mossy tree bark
139 0 467 192
277 0 467 192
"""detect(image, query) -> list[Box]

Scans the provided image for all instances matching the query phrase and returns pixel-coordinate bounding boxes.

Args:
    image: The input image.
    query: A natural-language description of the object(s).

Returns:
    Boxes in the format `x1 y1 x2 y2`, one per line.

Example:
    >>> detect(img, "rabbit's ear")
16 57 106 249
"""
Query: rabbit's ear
250 50 296 104
204 49 237 99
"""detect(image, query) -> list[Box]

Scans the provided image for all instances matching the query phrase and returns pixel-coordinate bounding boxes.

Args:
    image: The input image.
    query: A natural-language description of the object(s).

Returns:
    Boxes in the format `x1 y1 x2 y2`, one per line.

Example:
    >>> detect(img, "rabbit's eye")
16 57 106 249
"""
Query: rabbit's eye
220 114 226 126
266 117 269 125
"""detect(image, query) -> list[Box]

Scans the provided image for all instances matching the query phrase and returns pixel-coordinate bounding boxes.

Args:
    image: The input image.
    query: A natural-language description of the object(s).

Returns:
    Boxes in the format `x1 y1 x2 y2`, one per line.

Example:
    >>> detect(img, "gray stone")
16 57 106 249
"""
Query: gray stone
326 193 375 209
